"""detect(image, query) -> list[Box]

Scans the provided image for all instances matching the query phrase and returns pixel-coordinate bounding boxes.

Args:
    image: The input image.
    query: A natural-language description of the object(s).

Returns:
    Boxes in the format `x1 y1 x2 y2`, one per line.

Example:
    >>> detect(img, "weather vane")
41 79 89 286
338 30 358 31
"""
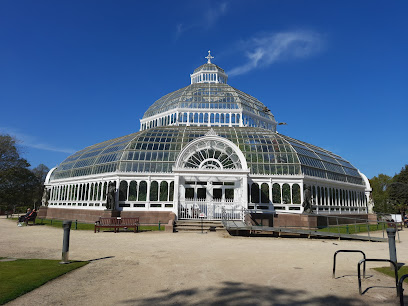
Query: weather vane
205 50 214 64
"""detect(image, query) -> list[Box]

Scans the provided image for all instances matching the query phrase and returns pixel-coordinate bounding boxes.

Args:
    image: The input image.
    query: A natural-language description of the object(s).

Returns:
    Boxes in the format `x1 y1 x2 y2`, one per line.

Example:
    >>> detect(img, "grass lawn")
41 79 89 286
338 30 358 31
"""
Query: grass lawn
317 223 388 235
0 259 88 305
373 265 408 283
11 218 164 231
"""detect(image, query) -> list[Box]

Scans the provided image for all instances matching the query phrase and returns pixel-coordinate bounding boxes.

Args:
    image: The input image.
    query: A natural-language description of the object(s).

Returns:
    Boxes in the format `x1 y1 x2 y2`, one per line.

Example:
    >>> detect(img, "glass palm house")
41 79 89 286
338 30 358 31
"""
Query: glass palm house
43 52 372 224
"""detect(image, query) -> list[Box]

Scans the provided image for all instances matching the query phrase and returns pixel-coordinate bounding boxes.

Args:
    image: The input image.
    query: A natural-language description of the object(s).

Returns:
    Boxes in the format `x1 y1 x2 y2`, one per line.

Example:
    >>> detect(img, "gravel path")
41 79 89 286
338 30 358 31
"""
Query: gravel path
1 216 405 305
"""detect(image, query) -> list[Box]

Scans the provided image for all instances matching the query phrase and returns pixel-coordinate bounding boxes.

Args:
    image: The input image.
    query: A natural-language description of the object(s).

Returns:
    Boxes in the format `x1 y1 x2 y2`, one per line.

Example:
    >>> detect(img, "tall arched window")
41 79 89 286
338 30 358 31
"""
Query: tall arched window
292 184 301 204
312 186 316 204
78 185 82 201
119 181 128 201
272 183 281 204
90 184 94 201
317 186 321 205
102 182 107 201
261 183 269 203
282 184 291 204
97 182 102 201
251 183 259 203
160 181 168 201
129 181 138 201
150 181 158 201
169 182 174 201
138 181 147 201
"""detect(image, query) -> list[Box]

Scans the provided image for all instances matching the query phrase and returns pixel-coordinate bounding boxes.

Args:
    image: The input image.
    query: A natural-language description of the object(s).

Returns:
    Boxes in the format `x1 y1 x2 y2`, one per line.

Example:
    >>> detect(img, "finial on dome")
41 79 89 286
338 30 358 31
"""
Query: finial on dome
205 50 214 64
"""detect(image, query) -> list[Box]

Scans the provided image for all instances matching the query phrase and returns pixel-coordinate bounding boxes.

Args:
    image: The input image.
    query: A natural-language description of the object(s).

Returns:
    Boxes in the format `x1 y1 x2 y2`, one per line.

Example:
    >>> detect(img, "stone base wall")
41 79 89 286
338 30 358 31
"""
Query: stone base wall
37 207 176 225
247 212 377 229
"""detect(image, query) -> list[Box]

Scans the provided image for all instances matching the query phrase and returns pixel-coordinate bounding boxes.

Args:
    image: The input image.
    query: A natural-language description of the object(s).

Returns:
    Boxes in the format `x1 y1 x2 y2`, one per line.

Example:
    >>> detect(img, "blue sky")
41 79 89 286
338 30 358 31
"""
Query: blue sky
0 1 407 179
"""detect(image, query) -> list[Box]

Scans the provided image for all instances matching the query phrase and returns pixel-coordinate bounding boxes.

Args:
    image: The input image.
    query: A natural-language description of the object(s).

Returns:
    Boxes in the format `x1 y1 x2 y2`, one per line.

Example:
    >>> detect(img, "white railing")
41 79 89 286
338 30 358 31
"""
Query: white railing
179 200 243 220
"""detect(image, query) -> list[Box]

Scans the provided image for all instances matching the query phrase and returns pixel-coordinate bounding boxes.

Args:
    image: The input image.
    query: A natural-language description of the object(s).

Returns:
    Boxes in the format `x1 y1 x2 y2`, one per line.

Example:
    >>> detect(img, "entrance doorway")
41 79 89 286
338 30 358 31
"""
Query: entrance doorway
179 179 243 220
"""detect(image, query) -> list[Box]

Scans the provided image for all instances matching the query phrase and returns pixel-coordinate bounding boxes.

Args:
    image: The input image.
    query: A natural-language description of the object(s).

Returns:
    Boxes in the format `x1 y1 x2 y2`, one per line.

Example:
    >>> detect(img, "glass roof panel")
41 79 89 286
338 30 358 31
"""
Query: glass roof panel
50 126 363 185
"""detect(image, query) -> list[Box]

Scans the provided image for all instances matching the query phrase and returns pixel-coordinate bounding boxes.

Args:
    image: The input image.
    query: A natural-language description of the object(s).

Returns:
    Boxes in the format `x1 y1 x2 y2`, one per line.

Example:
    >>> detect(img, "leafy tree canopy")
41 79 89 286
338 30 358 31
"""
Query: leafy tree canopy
0 134 45 212
388 165 408 214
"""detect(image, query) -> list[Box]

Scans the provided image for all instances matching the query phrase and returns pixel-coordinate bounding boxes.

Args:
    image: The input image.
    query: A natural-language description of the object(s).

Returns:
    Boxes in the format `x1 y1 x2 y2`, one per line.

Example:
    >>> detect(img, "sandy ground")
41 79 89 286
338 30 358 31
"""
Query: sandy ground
1 216 407 306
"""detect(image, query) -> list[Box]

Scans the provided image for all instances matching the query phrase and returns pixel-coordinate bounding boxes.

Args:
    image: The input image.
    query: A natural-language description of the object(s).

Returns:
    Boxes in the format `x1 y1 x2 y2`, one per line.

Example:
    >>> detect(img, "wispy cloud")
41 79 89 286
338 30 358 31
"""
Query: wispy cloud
0 127 76 154
174 1 229 40
204 2 228 29
228 31 324 76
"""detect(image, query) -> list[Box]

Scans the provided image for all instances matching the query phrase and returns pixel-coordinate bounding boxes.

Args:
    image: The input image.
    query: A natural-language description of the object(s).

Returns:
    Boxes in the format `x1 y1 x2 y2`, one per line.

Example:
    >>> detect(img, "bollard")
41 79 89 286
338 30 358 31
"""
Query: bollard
60 220 72 264
387 227 397 268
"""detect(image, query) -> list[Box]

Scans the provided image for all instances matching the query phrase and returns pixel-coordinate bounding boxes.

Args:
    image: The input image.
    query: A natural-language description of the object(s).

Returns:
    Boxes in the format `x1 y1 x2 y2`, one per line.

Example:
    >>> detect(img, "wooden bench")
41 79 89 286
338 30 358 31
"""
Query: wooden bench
25 212 37 226
94 217 139 233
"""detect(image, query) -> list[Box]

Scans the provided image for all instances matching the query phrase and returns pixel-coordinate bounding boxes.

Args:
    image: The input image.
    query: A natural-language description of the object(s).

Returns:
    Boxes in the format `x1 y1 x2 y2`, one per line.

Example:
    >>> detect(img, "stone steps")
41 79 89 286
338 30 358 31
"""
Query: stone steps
174 220 226 232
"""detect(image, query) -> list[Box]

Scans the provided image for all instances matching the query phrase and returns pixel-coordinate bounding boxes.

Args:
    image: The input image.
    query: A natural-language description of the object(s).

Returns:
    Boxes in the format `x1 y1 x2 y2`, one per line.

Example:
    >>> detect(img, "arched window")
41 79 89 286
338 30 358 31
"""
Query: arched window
210 113 215 123
336 189 339 206
199 113 204 123
160 181 168 201
194 113 198 123
129 181 137 201
97 182 102 201
272 183 281 204
102 182 107 201
215 113 220 123
150 181 158 201
169 182 174 201
292 184 301 204
317 186 321 205
282 184 291 204
78 185 82 201
251 183 259 203
90 184 94 201
119 181 128 201
138 181 147 201
312 186 316 204
204 113 209 123
226 113 230 124
261 183 269 203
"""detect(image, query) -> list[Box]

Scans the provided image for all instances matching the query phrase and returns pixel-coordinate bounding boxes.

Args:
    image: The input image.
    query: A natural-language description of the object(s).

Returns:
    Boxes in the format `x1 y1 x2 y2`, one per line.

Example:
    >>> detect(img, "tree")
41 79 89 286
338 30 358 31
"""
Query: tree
0 134 38 213
370 174 393 213
32 163 50 207
388 165 408 215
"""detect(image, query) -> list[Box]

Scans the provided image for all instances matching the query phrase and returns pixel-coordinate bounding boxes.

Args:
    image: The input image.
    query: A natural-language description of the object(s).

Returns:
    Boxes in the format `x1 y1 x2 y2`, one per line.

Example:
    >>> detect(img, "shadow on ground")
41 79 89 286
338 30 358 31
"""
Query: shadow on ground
120 281 366 305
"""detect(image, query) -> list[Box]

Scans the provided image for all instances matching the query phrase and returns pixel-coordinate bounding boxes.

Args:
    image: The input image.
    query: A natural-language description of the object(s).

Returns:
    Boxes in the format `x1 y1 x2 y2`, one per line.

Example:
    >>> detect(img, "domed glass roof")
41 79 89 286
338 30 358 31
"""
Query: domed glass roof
142 82 275 121
50 126 363 185
193 63 225 74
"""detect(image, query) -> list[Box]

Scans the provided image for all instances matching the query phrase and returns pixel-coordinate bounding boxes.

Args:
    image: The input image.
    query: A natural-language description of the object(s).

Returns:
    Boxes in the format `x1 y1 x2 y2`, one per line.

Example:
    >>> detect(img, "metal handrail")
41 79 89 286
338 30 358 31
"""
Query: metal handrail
398 274 408 306
358 259 399 296
273 210 397 242
333 250 366 279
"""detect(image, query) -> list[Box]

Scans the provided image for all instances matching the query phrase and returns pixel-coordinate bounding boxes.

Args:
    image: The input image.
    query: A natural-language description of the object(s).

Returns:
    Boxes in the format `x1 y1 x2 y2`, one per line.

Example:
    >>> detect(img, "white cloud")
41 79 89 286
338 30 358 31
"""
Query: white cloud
0 127 76 154
174 1 228 39
228 31 324 76
204 2 228 29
